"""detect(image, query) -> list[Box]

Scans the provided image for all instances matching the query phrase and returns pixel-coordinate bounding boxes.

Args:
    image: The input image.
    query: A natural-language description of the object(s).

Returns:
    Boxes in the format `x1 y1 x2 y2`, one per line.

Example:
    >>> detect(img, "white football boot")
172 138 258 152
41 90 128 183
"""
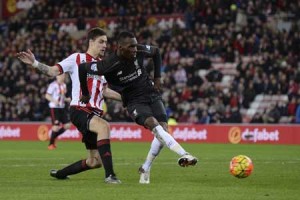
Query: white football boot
138 166 150 184
104 174 122 184
178 154 198 167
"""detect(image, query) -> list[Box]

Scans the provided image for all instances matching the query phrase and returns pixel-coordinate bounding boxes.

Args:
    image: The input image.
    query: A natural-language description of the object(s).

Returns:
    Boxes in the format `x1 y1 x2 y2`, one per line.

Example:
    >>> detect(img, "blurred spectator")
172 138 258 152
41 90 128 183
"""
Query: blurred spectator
287 97 297 116
242 81 256 108
76 17 86 31
250 112 264 123
263 104 281 123
0 0 299 124
198 110 210 124
295 99 300 123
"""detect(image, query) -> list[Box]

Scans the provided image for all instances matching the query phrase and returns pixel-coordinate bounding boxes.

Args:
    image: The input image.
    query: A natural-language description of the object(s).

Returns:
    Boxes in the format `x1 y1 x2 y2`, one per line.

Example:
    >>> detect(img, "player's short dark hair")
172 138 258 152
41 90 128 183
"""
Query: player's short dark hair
117 31 135 44
87 27 106 41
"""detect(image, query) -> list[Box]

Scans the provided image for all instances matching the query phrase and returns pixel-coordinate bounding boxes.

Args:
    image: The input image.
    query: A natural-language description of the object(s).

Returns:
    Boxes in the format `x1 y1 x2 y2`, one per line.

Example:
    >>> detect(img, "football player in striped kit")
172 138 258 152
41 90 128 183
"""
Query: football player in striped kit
16 27 121 184
45 73 71 150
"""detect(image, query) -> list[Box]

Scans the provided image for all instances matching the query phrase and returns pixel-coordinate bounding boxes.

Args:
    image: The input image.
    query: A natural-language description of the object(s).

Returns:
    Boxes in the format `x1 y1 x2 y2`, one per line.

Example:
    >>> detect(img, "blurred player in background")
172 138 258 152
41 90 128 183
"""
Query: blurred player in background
16 27 122 184
79 31 198 184
45 73 71 150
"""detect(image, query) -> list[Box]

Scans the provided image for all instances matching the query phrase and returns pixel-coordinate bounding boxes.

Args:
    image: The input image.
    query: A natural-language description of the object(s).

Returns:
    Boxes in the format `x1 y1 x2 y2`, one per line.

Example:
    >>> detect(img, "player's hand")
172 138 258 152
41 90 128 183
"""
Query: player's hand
80 95 90 104
65 97 71 103
154 78 162 92
16 49 35 65
53 100 60 106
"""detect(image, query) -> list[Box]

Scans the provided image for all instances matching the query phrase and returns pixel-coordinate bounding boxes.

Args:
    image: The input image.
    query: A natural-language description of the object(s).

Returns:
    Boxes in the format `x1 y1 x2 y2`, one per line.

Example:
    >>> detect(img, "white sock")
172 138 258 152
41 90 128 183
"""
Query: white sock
152 125 187 156
142 137 163 172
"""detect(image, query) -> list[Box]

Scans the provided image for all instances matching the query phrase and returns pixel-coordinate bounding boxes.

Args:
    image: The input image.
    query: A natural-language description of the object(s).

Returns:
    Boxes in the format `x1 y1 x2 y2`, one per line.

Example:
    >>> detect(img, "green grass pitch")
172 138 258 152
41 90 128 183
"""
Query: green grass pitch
0 141 299 200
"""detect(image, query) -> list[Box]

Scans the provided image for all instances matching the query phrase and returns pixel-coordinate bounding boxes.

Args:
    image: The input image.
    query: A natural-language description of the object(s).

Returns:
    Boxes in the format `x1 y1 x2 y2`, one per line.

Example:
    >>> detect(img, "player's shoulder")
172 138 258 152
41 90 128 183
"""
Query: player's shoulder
137 44 158 57
138 44 153 51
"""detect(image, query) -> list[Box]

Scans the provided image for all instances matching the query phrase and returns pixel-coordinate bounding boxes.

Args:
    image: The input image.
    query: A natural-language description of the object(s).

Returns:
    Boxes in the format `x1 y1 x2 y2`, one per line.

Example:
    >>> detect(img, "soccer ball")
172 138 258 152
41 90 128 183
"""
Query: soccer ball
230 155 254 178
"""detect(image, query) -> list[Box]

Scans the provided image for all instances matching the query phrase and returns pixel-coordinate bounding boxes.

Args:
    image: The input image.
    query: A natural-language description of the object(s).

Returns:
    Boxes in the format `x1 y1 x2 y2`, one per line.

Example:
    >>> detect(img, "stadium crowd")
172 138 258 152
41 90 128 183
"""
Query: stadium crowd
0 0 300 123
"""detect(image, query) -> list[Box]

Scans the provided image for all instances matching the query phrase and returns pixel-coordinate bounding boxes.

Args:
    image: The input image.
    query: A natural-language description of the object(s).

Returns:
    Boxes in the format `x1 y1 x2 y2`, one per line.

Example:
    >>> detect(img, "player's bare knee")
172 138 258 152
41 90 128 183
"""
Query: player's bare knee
159 122 168 132
64 123 71 129
88 162 101 169
52 125 60 132
144 117 159 130
86 157 102 168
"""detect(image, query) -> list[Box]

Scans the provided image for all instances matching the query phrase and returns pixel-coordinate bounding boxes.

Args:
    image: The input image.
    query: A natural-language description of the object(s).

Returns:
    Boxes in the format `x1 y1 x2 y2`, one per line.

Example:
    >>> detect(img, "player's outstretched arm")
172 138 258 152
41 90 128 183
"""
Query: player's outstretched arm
140 45 162 92
78 63 90 103
79 61 106 103
16 49 61 77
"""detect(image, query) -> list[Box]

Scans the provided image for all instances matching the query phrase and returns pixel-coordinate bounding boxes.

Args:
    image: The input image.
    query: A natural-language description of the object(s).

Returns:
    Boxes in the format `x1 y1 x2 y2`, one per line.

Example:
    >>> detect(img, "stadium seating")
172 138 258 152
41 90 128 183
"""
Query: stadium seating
0 0 299 124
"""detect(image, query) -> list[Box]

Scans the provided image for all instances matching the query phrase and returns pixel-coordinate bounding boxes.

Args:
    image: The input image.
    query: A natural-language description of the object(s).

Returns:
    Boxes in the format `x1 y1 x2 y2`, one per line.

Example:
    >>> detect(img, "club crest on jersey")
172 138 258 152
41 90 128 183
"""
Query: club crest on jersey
91 63 97 71
134 60 139 69
133 109 138 117
117 71 123 76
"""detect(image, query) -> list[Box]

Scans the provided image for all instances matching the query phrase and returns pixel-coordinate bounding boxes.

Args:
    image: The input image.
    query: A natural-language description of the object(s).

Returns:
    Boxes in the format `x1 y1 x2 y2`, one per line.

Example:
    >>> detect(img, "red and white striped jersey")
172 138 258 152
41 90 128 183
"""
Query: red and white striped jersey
56 53 107 112
46 81 67 108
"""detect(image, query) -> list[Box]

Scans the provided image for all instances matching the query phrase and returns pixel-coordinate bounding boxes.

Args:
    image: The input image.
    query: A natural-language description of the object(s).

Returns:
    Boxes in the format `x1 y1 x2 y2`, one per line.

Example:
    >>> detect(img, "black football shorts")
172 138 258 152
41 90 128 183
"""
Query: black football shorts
127 95 167 126
50 108 70 125
69 106 98 149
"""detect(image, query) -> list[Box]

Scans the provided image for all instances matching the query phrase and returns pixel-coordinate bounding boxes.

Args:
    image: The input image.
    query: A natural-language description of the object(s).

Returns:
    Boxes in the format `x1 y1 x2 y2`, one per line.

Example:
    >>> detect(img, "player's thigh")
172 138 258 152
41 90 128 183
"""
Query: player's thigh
89 115 110 137
63 122 71 129
60 108 71 125
50 108 61 125
51 124 60 132
69 107 89 133
150 99 167 123
127 103 153 126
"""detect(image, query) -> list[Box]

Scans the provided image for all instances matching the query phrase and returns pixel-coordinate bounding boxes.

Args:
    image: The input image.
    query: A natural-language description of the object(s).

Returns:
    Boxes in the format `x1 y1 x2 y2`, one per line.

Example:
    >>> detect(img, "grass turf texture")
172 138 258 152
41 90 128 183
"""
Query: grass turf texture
0 141 299 200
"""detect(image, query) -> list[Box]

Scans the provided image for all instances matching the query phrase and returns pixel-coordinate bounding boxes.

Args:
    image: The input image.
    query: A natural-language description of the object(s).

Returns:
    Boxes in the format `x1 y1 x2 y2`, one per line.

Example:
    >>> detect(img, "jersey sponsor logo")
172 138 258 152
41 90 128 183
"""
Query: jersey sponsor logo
145 45 151 50
119 71 140 82
87 74 103 80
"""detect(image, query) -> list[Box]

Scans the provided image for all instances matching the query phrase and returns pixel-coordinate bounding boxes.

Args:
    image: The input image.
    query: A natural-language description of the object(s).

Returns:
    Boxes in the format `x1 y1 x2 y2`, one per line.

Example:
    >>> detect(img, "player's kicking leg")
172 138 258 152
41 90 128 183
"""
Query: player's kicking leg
139 137 163 184
150 122 198 166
